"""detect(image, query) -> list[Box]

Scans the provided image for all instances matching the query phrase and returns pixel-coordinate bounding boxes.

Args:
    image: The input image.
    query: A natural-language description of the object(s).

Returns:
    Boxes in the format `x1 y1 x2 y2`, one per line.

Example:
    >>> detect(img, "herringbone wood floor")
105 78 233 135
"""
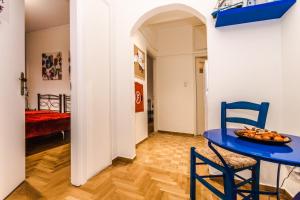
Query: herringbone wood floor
7 132 290 200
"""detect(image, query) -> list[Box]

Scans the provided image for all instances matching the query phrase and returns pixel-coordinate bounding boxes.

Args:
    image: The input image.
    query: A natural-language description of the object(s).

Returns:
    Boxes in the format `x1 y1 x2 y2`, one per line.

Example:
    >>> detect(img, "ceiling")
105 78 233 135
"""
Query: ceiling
144 10 200 25
25 0 69 32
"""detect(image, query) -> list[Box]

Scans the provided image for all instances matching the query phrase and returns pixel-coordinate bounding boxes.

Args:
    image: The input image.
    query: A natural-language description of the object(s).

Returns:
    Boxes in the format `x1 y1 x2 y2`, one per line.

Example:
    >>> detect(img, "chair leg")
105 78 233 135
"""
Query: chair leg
224 170 237 200
223 172 228 198
190 147 196 200
252 160 261 200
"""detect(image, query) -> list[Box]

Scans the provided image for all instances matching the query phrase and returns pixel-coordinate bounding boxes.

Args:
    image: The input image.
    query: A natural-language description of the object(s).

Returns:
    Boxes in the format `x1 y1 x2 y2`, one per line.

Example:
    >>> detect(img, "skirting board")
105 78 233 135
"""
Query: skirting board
157 130 195 137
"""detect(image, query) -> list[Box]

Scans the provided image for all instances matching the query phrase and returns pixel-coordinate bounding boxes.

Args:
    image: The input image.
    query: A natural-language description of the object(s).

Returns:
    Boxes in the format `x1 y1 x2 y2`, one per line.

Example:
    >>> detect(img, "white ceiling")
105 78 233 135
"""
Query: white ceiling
25 0 69 32
144 10 197 25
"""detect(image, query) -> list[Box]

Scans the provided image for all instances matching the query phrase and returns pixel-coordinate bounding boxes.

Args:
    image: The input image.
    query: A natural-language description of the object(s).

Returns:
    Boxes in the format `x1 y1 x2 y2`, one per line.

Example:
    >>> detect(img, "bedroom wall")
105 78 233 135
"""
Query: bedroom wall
26 24 70 110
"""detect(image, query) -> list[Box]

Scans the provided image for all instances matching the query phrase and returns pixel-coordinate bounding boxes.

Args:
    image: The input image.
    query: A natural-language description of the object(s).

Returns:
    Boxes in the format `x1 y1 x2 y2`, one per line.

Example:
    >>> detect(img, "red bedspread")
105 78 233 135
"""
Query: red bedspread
26 110 70 139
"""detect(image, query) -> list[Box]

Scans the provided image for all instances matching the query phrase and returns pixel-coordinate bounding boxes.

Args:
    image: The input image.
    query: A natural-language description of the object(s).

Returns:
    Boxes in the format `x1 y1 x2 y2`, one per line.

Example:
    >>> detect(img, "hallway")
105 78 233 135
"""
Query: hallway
8 133 290 200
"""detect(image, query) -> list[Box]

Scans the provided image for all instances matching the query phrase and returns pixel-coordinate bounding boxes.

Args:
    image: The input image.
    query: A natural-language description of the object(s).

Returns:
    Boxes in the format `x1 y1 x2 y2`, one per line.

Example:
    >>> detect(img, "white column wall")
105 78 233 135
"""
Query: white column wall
111 0 284 191
71 0 112 185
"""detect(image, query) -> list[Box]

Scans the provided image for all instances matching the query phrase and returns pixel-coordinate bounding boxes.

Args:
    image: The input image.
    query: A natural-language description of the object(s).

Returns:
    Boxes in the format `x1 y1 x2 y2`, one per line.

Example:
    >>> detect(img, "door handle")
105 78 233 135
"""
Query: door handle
19 72 27 96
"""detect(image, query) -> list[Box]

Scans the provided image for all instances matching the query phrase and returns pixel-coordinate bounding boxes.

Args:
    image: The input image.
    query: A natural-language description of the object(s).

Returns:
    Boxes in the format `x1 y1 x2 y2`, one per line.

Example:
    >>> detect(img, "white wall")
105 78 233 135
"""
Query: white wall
69 0 300 195
26 25 70 109
133 31 149 144
281 1 300 196
0 0 25 199
155 21 197 134
71 0 112 186
111 0 288 193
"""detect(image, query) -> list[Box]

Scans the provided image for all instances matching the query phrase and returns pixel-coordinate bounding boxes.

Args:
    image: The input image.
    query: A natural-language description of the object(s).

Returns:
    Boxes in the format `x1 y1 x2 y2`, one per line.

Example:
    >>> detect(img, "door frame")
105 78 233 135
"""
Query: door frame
20 0 83 187
70 0 86 186
194 57 208 135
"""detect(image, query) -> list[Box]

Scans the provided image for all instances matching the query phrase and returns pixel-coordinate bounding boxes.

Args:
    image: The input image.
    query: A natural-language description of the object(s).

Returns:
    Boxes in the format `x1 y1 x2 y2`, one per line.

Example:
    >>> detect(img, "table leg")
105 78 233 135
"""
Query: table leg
276 164 281 200
252 160 261 200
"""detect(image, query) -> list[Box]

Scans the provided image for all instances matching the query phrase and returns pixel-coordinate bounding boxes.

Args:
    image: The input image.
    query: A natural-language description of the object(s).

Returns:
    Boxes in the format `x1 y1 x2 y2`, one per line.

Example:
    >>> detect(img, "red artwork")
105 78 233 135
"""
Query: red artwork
135 82 144 112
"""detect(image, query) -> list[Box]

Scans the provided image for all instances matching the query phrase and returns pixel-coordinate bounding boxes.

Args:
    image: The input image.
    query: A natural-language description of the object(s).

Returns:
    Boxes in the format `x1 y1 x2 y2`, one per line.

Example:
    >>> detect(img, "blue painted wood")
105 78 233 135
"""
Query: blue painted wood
190 147 196 200
221 101 269 129
226 117 258 127
252 160 260 200
212 0 297 27
190 101 270 200
190 145 258 199
204 129 300 167
293 192 300 200
226 101 262 110
204 129 300 199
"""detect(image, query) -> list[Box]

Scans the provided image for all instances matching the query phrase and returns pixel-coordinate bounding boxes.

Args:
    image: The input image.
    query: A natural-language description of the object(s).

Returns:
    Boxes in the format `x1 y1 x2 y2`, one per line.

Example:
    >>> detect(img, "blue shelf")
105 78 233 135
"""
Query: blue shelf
212 0 296 27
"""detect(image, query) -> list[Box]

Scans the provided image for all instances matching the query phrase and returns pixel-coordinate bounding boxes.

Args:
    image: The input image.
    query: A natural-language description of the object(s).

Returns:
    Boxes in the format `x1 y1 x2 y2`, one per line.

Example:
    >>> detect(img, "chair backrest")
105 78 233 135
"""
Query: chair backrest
221 101 269 129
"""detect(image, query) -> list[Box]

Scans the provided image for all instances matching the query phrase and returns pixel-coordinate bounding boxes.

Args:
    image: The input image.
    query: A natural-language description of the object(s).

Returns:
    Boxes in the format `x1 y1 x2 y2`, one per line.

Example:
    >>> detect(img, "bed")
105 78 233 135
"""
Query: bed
25 94 70 139
63 94 71 113
26 110 70 139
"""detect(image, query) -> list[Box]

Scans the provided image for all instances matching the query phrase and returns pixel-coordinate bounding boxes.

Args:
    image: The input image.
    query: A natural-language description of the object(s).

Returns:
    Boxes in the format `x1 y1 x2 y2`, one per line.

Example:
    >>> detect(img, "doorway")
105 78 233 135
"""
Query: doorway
147 54 154 134
195 57 206 135
132 9 208 140
24 0 71 195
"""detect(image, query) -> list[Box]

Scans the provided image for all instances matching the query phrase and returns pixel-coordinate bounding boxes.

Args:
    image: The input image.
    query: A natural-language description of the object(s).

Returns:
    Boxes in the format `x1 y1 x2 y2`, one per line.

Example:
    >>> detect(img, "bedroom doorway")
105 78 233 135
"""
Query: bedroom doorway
24 0 72 193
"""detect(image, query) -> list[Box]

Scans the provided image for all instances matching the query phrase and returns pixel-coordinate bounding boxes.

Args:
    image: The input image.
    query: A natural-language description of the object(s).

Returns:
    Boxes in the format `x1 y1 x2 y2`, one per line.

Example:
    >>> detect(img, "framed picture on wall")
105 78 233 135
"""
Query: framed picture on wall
42 52 62 80
134 45 145 80
0 0 9 22
135 82 144 113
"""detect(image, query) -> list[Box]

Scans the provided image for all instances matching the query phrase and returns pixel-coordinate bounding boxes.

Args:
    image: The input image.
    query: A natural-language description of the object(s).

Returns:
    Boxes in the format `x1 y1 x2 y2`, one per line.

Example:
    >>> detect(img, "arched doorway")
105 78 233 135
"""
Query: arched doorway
130 4 208 147
112 1 214 164
130 3 207 35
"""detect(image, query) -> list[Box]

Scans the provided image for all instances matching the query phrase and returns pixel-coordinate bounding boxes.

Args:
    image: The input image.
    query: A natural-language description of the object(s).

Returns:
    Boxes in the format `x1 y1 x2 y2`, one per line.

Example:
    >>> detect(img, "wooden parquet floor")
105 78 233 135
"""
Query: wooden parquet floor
7 132 290 200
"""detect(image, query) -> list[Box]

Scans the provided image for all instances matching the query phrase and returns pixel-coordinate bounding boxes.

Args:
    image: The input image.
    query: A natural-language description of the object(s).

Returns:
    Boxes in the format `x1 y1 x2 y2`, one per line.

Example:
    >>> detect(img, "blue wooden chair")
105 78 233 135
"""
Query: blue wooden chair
190 101 270 200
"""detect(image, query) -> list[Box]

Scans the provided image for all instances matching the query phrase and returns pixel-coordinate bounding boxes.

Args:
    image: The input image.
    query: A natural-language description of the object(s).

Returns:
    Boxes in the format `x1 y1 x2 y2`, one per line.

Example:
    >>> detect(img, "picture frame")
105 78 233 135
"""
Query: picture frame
42 52 63 80
0 0 9 22
134 45 145 80
135 82 144 113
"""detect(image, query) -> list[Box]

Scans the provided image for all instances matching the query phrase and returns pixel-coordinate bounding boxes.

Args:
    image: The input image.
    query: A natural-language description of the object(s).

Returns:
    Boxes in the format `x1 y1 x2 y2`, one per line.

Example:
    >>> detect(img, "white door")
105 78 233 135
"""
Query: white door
195 58 205 135
0 0 25 199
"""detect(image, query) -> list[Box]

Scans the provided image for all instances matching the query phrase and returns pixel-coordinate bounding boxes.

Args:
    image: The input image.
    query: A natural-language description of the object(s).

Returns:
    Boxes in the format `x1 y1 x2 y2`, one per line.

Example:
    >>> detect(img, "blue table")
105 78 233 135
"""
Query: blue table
204 128 300 199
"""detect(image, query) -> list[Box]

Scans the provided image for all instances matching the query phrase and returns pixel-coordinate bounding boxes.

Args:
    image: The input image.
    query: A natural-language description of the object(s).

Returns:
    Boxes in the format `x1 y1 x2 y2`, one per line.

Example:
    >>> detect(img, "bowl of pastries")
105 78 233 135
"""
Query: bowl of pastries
234 127 291 145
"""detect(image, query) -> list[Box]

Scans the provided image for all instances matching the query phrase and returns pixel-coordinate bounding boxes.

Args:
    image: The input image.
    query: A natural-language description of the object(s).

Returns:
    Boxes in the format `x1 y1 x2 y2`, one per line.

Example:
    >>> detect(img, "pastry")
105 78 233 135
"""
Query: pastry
236 127 290 143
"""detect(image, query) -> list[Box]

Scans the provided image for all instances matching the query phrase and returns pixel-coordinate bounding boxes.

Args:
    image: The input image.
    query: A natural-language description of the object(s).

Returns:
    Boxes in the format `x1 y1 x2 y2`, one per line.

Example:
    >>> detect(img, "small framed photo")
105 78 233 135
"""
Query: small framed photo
0 0 9 22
